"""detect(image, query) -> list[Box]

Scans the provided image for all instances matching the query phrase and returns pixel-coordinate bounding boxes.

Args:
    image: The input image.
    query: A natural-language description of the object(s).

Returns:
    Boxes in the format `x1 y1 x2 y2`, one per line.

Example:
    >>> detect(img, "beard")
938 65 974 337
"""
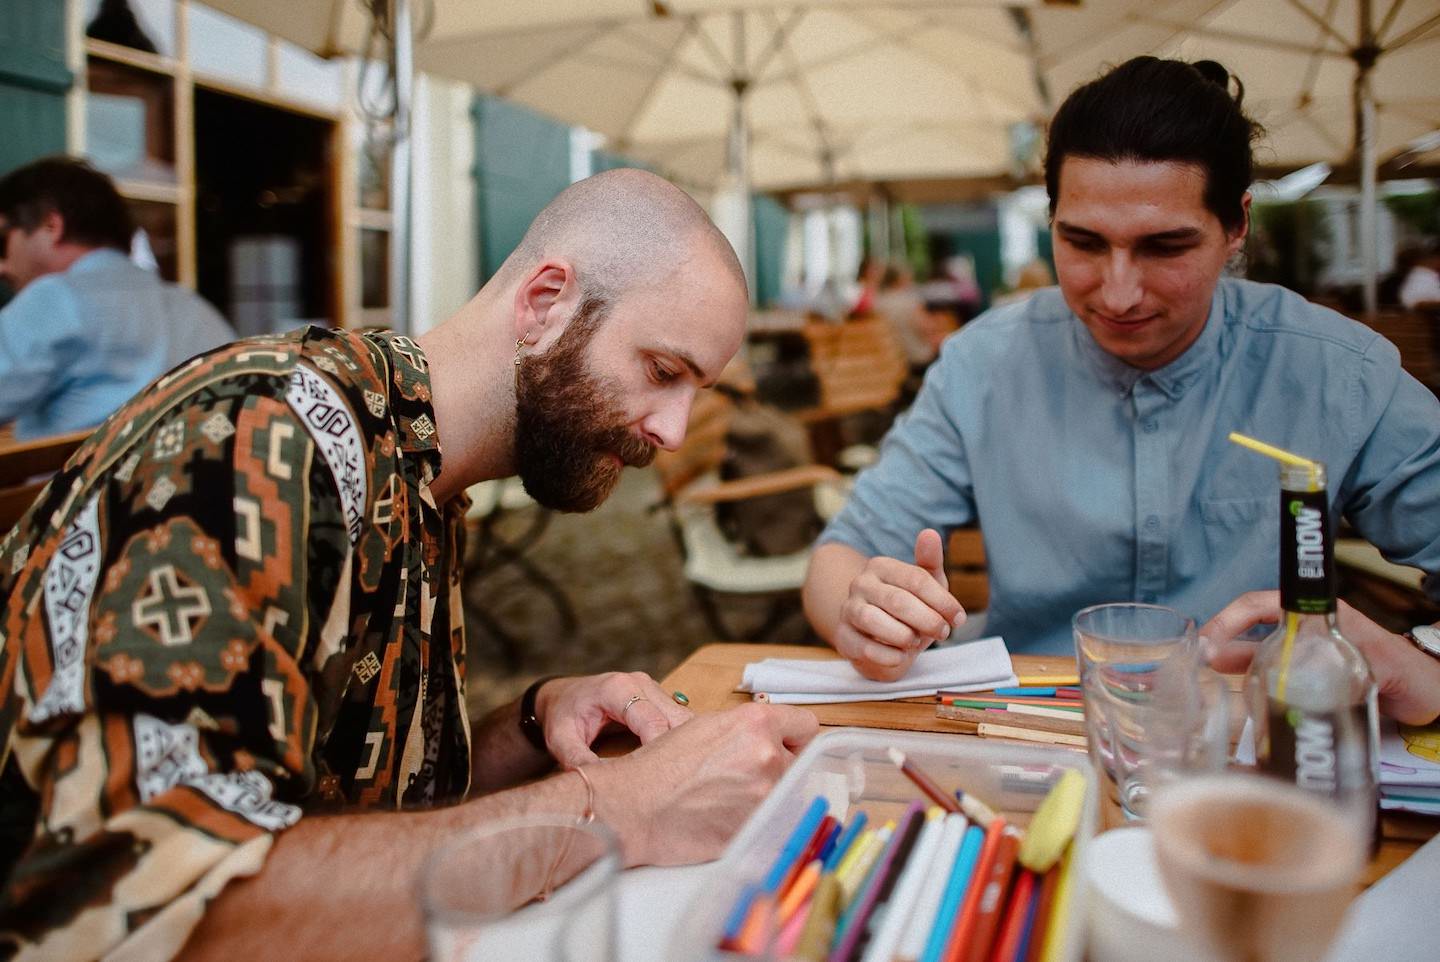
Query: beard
513 296 656 513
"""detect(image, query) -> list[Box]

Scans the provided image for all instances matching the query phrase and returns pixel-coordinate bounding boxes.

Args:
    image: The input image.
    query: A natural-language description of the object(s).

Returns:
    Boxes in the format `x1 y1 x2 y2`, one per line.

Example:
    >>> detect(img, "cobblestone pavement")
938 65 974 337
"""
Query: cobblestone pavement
461 468 816 717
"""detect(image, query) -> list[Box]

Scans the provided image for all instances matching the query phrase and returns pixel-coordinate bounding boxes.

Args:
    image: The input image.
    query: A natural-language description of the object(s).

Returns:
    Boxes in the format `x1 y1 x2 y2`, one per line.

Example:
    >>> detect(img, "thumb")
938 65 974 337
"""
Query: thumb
914 528 946 587
548 732 601 770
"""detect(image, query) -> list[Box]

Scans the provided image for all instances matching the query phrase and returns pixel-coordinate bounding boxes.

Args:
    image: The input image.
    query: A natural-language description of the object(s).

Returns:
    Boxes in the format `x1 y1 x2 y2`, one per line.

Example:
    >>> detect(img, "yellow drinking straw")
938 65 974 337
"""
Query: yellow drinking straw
1226 432 1319 699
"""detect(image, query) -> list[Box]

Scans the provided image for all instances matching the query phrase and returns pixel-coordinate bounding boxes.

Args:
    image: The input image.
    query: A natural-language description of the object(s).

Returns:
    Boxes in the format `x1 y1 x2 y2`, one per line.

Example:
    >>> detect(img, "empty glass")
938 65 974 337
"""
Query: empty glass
1073 603 1198 683
421 814 621 962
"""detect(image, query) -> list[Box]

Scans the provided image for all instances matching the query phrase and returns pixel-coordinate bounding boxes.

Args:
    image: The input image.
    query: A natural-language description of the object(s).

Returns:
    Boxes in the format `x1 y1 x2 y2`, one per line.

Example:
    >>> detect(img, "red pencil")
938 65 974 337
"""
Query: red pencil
941 816 1009 962
988 869 1038 962
887 747 963 814
1021 855 1063 962
962 827 1023 962
779 814 836 899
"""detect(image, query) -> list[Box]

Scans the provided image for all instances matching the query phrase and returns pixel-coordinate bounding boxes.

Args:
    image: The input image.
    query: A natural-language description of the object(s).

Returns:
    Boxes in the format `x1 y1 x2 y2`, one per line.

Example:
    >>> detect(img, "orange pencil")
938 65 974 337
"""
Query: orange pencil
941 817 1009 962
734 893 777 955
1021 855 1063 962
988 869 1038 962
962 827 1023 962
778 860 822 926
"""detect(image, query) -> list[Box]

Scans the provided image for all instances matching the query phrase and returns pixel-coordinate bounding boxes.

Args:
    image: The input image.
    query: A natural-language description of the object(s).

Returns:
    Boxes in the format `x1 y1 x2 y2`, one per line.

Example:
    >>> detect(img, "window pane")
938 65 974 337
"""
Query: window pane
84 0 176 58
360 229 389 309
189 3 266 89
276 41 343 112
85 57 176 184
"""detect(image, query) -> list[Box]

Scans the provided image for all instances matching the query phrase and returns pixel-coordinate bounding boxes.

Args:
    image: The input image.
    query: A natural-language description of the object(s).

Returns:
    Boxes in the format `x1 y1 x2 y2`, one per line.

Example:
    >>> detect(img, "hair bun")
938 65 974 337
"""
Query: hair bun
1191 59 1243 103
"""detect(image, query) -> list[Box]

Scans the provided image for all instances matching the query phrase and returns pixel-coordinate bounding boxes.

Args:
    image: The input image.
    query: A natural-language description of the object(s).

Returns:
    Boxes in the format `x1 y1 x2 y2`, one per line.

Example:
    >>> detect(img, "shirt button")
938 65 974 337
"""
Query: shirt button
1143 420 1158 433
1145 515 1159 529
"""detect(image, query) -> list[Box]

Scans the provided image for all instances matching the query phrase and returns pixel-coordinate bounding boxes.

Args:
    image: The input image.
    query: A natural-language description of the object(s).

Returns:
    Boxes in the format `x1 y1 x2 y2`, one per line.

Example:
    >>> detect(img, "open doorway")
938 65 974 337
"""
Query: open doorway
194 87 337 336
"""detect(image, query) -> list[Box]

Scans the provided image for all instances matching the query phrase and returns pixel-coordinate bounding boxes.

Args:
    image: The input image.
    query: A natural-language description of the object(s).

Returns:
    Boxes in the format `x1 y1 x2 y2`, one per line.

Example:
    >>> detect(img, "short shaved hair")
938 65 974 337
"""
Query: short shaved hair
497 168 746 303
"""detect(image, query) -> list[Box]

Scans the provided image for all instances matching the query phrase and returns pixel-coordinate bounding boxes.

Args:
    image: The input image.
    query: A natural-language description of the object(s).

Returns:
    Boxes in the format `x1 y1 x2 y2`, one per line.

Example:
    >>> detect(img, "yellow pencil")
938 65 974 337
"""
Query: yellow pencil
1016 673 1079 687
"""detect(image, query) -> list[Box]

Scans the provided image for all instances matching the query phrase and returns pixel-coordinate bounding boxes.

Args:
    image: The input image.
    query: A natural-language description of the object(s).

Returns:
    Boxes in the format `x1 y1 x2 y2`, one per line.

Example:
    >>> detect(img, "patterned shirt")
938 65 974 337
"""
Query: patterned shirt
0 327 471 960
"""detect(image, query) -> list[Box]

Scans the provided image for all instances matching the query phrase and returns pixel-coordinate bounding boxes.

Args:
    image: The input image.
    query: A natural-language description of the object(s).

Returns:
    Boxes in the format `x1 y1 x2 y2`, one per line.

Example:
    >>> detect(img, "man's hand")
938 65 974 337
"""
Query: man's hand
535 671 693 768
832 529 966 682
1202 590 1440 725
587 702 820 866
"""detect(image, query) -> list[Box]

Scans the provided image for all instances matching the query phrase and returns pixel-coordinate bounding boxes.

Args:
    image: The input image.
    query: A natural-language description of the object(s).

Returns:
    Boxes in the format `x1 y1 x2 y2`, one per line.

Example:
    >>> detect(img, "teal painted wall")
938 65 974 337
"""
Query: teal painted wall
752 193 788 307
472 94 572 282
0 0 71 175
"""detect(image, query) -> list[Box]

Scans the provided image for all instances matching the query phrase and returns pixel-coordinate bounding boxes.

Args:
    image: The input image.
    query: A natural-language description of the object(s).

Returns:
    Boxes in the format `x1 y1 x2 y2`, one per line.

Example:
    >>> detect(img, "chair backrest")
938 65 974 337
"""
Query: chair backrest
0 430 90 532
653 388 734 500
1364 308 1438 385
946 526 990 612
798 318 908 420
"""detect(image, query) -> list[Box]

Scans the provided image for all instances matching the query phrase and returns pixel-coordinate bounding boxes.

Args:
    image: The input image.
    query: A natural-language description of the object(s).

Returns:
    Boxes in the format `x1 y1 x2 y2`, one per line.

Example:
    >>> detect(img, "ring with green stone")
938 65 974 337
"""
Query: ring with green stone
672 690 690 706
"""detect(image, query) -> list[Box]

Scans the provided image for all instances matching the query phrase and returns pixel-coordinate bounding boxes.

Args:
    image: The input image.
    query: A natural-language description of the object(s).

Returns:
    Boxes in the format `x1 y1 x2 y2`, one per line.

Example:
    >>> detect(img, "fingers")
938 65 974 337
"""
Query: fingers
621 673 693 745
914 528 947 587
865 556 966 630
550 739 601 769
767 704 820 750
833 624 917 682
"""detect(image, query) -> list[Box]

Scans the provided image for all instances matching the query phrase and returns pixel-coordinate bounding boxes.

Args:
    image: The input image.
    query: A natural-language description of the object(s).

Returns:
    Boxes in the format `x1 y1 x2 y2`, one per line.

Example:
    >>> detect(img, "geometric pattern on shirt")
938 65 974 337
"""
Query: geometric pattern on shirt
286 363 367 545
133 713 301 831
30 494 102 724
132 564 212 647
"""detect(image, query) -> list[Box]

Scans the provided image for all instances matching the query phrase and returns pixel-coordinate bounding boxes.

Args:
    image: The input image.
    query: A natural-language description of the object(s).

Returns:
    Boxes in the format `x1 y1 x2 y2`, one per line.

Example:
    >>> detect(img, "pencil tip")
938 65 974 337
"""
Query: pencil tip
886 746 905 767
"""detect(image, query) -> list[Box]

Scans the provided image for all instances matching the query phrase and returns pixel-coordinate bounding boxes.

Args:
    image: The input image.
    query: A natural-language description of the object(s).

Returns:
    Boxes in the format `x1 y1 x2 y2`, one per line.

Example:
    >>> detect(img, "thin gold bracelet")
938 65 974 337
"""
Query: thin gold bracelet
538 767 596 901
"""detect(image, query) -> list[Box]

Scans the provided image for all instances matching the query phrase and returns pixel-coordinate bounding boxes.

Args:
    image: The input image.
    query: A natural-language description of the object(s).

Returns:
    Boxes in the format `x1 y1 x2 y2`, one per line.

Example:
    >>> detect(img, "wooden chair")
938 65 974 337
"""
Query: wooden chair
792 318 909 465
653 386 844 641
0 429 90 533
1364 309 1438 386
946 526 990 613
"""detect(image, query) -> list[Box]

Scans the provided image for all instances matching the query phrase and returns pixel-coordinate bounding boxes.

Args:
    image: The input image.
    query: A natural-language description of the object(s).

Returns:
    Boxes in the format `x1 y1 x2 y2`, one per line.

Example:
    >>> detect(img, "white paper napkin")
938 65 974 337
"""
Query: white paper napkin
736 636 1017 704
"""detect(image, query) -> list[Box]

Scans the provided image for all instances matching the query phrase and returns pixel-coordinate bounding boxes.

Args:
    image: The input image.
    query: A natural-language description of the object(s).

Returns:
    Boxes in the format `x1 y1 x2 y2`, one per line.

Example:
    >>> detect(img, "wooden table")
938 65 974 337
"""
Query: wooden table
662 642 1436 886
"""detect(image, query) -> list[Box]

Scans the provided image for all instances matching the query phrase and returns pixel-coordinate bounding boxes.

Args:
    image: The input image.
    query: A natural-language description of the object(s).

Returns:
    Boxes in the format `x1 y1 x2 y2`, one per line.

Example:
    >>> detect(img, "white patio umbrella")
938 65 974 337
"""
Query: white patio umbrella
206 1 1055 287
1029 0 1440 312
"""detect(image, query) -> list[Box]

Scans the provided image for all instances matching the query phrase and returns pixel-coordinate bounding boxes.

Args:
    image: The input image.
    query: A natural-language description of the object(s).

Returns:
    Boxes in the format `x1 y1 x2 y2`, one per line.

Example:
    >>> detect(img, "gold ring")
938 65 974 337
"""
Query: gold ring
622 693 646 716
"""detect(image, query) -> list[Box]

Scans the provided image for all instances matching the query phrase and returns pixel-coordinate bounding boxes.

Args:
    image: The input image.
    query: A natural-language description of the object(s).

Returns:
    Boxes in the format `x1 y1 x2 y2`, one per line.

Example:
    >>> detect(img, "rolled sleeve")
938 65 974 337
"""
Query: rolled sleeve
0 279 81 431
819 338 979 560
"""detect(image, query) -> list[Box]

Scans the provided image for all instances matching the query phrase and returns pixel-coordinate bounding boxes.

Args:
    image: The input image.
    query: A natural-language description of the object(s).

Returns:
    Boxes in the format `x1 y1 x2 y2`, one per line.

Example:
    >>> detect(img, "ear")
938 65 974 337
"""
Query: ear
1227 192 1252 255
39 209 65 245
511 259 582 351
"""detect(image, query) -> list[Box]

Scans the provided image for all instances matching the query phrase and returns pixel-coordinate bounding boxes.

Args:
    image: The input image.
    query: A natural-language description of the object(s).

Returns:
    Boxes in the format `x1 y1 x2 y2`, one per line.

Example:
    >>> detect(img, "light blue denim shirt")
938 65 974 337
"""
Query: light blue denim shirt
820 278 1440 654
0 250 235 438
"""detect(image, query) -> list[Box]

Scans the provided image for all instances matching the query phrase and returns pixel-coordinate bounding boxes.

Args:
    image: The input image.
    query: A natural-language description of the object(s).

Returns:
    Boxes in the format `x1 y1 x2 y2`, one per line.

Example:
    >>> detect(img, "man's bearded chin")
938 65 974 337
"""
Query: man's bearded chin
512 305 656 513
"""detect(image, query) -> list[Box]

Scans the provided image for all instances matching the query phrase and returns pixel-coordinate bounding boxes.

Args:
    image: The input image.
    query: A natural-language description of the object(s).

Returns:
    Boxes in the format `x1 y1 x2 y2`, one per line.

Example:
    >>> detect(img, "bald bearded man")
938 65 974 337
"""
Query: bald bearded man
0 169 818 961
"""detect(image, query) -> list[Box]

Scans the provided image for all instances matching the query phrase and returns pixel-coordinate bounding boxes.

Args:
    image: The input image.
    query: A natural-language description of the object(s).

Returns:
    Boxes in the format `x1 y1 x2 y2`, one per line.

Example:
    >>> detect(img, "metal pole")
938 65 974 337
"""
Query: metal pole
727 11 754 295
1356 0 1379 319
391 0 414 332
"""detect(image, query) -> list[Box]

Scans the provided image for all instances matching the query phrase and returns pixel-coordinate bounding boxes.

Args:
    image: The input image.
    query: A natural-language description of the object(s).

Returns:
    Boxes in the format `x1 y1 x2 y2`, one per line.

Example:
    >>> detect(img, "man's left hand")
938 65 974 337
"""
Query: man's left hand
534 672 694 768
1202 590 1440 725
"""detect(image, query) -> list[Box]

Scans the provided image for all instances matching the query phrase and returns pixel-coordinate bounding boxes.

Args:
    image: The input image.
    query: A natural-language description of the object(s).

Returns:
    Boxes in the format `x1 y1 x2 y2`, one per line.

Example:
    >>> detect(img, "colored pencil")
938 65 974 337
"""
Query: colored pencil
992 686 1061 697
781 815 838 897
936 706 1085 737
734 892 777 954
947 696 1084 710
961 828 1023 962
976 723 1088 748
1021 862 1062 962
1000 703 1086 721
954 788 1000 830
831 803 925 962
896 813 968 962
720 881 761 946
1010 871 1044 962
1037 845 1077 962
941 817 1009 962
779 860 823 925
841 823 894 903
826 813 870 873
776 896 815 957
888 747 963 814
1015 674 1079 687
918 825 985 962
988 869 1039 962
859 808 946 962
835 829 876 887
794 874 844 962
760 796 829 895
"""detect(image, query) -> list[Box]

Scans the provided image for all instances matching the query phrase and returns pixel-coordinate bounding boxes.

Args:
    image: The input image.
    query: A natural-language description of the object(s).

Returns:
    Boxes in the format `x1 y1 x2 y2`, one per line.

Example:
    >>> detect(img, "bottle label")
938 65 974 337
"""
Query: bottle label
1279 487 1335 614
1263 699 1372 796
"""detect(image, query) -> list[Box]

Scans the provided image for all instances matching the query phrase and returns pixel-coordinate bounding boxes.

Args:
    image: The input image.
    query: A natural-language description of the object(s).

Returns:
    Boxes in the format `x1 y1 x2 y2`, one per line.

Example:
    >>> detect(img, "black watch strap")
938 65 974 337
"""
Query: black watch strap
519 675 562 754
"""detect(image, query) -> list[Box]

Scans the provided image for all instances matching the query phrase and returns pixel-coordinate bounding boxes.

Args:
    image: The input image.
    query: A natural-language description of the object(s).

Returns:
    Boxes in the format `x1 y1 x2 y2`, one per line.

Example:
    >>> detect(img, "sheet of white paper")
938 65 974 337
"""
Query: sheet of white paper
737 636 1016 705
1326 831 1440 962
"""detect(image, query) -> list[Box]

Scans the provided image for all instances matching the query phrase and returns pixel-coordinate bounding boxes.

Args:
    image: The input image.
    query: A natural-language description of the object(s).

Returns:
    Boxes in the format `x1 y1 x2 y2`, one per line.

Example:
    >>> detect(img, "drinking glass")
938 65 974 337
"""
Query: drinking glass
1150 771 1368 962
1083 659 1229 820
1072 602 1197 682
421 814 621 962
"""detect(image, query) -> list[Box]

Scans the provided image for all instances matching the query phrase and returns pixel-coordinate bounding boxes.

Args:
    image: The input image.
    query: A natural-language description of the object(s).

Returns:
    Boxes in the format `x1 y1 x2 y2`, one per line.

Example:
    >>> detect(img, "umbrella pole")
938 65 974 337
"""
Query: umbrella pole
390 0 414 333
1355 0 1379 320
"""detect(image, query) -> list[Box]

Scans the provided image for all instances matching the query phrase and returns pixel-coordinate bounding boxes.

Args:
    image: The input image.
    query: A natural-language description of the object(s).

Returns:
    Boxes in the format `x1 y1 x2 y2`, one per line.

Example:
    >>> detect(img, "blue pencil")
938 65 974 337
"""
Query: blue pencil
993 686 1057 697
918 825 985 962
824 811 869 872
720 882 761 944
762 796 830 894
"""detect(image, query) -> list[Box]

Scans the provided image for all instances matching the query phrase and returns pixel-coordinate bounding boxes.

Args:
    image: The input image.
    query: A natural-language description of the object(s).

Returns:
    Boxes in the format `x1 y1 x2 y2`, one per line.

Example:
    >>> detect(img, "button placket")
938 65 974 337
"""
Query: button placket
1132 380 1170 600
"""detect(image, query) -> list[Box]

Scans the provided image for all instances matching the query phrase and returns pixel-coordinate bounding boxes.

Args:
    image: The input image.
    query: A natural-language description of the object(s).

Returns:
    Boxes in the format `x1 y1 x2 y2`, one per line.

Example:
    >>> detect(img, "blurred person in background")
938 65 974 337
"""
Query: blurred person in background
0 157 234 439
1398 240 1440 310
990 258 1056 308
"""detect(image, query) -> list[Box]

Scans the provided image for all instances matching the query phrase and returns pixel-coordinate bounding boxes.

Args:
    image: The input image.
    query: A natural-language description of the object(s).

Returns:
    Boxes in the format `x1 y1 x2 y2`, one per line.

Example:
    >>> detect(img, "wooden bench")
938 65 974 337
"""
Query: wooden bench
0 429 91 532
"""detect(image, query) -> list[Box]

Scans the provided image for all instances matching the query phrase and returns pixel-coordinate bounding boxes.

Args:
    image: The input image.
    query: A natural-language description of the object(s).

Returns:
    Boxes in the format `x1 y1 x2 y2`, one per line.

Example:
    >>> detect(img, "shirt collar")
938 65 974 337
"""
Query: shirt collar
366 331 443 461
1071 281 1228 400
67 248 130 275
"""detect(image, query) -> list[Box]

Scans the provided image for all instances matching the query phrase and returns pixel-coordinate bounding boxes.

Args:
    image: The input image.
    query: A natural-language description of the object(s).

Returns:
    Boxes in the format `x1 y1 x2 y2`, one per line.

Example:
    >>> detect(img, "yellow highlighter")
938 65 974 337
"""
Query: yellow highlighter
1017 768 1085 873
